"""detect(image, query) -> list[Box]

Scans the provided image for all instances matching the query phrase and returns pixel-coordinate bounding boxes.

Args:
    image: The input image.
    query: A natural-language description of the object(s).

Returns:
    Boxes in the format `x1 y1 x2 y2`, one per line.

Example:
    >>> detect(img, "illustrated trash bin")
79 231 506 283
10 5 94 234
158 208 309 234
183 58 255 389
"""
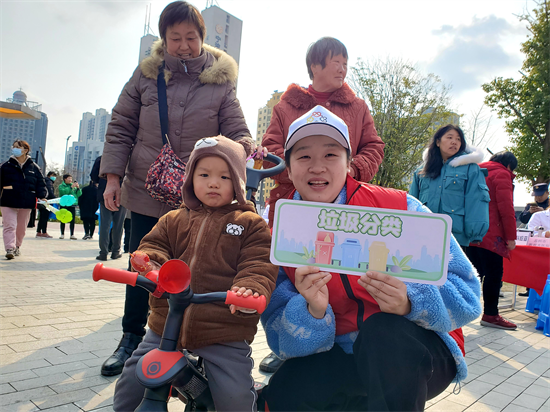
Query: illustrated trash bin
315 231 335 265
341 238 361 268
369 241 389 272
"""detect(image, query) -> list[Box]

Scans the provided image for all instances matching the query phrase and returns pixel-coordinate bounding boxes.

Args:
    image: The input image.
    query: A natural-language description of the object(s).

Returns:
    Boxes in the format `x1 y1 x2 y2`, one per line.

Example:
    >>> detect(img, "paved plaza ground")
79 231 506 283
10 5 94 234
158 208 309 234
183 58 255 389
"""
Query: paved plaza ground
0 225 549 412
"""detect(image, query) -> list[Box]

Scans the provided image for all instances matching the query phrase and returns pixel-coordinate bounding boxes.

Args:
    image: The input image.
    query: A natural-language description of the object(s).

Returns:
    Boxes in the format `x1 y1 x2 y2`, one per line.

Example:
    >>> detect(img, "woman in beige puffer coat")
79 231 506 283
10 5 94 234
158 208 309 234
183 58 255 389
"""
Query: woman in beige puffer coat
98 1 254 378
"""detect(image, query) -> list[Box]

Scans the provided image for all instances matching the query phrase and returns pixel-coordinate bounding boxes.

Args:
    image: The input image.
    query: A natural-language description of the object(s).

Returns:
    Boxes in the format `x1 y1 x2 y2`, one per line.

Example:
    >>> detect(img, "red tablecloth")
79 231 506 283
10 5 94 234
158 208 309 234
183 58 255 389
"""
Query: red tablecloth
502 245 550 296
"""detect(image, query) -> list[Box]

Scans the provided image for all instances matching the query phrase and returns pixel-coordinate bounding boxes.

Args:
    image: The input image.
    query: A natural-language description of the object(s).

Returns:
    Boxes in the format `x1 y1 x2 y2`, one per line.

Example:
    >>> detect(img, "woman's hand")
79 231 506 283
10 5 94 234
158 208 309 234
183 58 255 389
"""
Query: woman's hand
294 266 331 319
358 271 411 316
506 240 516 250
104 174 121 211
229 286 260 314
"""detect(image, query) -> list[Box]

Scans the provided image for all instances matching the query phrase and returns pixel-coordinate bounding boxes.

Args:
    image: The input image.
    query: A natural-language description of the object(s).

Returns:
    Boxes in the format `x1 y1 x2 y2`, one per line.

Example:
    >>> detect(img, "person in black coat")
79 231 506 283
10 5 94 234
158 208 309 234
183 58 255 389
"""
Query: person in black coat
78 180 99 240
0 140 47 259
36 171 57 238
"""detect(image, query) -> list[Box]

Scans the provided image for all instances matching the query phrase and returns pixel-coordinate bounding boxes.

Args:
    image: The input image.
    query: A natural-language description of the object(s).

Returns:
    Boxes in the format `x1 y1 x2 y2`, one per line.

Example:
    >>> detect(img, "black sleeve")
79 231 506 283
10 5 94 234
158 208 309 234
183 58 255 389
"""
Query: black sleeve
34 164 48 199
519 204 532 224
90 156 101 184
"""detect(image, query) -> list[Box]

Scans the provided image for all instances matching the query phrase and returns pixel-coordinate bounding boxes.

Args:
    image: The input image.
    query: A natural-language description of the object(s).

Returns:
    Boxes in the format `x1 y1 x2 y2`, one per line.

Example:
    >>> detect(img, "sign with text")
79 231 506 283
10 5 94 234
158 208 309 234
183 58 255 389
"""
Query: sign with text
271 200 452 285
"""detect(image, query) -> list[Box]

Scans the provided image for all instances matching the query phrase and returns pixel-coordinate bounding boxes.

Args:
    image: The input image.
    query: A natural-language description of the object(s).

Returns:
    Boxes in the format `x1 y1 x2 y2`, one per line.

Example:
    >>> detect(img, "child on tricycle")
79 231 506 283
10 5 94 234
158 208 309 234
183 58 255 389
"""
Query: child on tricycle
113 136 278 411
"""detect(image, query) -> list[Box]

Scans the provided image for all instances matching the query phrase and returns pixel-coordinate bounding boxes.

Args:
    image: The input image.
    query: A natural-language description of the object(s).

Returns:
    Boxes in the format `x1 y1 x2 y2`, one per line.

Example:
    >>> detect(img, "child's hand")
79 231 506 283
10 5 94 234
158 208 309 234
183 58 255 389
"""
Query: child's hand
229 286 260 314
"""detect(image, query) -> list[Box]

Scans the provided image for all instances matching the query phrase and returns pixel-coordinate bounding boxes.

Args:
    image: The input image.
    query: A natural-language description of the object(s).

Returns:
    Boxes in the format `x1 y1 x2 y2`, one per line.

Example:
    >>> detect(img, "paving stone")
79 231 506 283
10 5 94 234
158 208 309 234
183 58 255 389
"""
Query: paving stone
0 359 51 375
0 369 39 385
32 361 90 377
0 386 56 406
463 401 502 412
11 372 71 392
0 383 15 395
478 390 515 408
511 392 547 410
39 404 84 412
426 398 467 411
32 388 97 410
44 352 99 366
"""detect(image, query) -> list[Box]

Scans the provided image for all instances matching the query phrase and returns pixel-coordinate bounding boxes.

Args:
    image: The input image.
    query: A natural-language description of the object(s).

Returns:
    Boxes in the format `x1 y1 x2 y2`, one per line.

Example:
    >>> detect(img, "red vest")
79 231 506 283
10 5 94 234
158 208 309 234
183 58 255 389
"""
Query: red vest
284 175 465 355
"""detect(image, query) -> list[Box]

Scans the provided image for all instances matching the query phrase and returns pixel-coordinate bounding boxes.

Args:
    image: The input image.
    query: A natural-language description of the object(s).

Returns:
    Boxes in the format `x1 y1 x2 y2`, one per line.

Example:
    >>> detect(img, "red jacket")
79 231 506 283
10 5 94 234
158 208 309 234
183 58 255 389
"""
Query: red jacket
283 175 465 354
471 161 517 258
262 83 385 226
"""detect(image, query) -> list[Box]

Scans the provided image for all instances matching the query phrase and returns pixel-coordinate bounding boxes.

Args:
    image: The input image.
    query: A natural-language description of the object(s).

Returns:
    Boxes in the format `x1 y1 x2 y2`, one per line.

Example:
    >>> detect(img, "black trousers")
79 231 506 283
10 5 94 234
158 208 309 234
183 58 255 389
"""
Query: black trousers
121 212 159 336
123 217 131 252
36 205 49 234
261 313 457 412
59 206 76 235
82 218 96 237
465 247 503 316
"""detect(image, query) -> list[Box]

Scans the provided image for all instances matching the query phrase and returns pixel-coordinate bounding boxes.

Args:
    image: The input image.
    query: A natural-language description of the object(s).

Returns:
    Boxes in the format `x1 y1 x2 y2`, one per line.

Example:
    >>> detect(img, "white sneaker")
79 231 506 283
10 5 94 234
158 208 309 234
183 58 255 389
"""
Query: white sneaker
59 235 64 239
70 235 77 240
5 249 15 260
14 247 20 256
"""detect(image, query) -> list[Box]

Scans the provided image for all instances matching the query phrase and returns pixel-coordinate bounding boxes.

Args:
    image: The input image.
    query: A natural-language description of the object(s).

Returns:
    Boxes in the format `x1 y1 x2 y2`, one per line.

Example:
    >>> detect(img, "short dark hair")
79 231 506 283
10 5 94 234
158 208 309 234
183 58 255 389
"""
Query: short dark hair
421 124 466 179
13 139 31 152
159 1 206 42
490 151 518 171
306 37 348 80
63 174 72 181
47 171 57 177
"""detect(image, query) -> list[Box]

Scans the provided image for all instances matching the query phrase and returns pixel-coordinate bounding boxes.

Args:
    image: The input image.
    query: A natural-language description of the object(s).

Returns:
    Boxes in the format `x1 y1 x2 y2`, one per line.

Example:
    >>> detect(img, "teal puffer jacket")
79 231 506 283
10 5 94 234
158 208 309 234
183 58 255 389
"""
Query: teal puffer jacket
410 147 490 246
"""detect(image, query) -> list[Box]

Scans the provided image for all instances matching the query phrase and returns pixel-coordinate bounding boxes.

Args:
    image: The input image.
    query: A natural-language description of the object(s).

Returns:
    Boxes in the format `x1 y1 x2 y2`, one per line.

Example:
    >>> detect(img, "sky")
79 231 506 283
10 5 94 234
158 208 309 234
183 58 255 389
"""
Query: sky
0 0 537 205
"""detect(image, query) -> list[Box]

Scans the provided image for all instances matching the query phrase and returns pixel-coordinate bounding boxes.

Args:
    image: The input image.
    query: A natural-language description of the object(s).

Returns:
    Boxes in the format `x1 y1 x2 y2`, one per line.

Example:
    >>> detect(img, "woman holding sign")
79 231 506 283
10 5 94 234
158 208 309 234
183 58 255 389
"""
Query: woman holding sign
409 125 489 249
259 107 482 411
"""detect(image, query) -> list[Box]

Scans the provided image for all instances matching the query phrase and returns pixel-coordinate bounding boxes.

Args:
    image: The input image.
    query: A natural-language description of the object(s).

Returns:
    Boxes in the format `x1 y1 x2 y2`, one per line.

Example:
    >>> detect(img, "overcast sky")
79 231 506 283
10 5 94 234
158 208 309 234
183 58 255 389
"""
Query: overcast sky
1 0 536 204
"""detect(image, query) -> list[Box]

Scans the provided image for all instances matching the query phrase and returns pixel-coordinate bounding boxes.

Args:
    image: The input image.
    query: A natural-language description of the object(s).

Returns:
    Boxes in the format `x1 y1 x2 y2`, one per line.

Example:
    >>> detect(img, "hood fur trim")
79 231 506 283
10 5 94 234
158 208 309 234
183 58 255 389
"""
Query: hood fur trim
422 144 485 166
448 145 485 167
140 40 238 85
281 83 356 110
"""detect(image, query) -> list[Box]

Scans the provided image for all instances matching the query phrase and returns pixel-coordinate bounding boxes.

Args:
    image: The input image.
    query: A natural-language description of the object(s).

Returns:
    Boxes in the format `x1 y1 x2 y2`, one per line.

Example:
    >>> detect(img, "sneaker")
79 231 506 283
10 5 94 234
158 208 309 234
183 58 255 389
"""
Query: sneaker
480 314 517 330
82 235 88 240
59 235 64 239
70 235 77 240
43 233 53 238
14 247 20 256
96 254 108 261
5 249 15 260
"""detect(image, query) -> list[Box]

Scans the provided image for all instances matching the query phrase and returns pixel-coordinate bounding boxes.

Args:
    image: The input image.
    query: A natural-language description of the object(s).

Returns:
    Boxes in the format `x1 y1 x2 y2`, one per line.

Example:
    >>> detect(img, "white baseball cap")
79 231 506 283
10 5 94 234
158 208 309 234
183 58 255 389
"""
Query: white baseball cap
285 105 350 154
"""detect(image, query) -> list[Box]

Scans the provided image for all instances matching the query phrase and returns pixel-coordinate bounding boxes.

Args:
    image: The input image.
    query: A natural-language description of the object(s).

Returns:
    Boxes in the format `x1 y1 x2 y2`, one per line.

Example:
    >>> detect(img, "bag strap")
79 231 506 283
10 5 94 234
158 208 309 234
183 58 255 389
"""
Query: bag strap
157 63 170 146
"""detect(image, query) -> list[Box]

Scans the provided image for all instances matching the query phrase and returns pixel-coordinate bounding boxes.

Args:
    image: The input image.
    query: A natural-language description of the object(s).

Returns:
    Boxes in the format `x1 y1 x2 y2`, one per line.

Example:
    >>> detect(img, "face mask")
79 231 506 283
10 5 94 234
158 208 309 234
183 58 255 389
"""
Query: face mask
12 148 22 157
50 176 56 182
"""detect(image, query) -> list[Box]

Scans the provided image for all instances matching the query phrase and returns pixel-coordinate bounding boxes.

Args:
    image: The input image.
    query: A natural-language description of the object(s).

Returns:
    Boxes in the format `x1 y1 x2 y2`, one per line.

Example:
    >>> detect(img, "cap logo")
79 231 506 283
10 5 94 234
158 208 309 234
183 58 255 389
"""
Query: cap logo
307 112 327 123
194 137 218 149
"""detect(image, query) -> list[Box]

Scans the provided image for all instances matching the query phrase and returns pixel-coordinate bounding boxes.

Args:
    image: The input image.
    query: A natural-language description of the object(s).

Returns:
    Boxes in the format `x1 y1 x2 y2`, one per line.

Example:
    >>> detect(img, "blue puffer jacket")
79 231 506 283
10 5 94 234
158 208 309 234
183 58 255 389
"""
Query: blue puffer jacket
409 146 490 246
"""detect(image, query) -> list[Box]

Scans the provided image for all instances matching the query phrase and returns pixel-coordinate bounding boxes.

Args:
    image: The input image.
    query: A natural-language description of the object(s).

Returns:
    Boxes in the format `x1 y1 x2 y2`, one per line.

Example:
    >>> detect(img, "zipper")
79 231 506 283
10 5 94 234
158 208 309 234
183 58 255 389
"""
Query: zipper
182 60 188 73
188 211 209 273
340 274 365 329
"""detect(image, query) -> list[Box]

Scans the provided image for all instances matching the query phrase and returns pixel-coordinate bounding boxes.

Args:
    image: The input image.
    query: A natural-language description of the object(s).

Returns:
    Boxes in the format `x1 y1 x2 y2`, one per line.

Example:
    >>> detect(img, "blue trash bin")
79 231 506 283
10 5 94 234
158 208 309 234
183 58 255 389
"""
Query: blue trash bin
341 238 362 268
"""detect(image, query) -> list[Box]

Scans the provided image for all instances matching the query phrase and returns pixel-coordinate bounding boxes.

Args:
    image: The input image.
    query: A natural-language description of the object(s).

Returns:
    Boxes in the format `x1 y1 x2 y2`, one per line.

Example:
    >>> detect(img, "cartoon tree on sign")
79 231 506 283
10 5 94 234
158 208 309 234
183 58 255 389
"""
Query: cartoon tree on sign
391 255 413 273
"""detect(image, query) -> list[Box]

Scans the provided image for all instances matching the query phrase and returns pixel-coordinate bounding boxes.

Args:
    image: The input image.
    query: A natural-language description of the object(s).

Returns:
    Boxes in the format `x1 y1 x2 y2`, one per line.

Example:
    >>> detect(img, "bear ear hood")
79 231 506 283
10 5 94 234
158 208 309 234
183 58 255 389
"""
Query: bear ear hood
182 136 247 210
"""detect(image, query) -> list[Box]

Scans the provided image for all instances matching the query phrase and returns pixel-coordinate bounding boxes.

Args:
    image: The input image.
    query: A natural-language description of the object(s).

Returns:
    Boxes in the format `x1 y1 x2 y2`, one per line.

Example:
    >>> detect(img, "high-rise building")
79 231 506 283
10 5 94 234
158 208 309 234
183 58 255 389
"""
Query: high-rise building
256 90 283 207
0 90 48 170
202 5 243 66
139 33 158 63
66 108 111 183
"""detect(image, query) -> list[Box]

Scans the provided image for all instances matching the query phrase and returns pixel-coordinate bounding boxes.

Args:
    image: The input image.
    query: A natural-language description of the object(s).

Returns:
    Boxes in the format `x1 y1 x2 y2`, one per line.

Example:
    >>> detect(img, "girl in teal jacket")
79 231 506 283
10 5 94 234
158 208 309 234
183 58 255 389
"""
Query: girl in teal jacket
409 125 490 247
57 174 82 239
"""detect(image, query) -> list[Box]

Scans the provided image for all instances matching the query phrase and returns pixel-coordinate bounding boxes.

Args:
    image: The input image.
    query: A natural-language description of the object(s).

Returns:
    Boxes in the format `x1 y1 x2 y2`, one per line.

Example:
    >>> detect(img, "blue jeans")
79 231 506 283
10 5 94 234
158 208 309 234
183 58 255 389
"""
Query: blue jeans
99 202 126 256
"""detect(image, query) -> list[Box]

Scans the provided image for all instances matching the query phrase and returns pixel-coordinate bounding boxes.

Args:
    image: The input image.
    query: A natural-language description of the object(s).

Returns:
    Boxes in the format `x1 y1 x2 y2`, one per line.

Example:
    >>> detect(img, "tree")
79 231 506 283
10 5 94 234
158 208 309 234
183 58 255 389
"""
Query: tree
350 58 454 190
482 0 550 184
461 104 497 152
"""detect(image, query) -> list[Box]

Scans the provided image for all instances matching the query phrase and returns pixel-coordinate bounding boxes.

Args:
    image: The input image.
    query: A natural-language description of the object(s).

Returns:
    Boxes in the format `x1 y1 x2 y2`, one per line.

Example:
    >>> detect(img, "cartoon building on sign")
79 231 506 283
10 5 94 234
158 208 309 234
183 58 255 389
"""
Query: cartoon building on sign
368 241 389 271
315 231 334 265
